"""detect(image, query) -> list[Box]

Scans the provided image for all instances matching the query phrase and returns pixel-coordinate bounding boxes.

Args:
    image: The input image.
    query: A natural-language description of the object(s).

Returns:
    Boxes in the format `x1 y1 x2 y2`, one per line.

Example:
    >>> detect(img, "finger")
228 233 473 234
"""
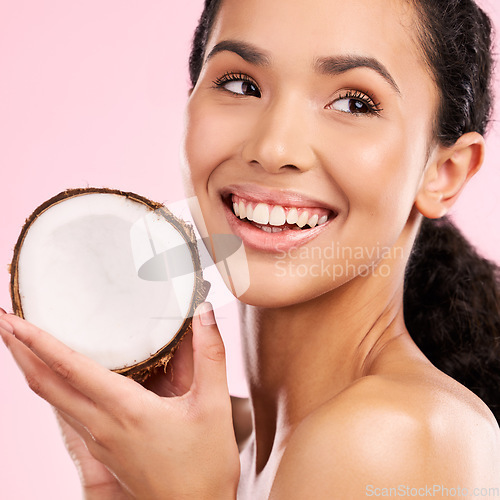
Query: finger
55 409 106 457
55 408 95 451
55 408 88 440
190 303 230 402
143 330 194 397
0 314 142 409
1 326 99 423
54 410 119 489
168 329 194 389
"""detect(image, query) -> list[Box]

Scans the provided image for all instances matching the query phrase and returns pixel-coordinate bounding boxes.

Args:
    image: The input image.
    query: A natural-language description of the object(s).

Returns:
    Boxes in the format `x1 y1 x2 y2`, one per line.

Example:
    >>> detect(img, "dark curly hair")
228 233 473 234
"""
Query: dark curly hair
409 0 494 146
405 218 500 419
188 0 500 422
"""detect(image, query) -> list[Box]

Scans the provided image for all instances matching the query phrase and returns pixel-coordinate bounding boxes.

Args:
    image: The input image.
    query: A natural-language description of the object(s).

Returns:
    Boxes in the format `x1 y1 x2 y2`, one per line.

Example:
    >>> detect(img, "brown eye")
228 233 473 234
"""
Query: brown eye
332 97 371 114
349 99 370 113
327 89 383 116
223 80 261 97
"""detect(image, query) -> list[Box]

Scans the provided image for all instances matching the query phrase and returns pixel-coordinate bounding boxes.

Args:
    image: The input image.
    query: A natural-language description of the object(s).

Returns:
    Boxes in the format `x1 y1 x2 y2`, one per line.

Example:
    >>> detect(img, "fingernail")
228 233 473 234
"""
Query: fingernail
198 302 215 326
0 318 13 335
0 308 7 316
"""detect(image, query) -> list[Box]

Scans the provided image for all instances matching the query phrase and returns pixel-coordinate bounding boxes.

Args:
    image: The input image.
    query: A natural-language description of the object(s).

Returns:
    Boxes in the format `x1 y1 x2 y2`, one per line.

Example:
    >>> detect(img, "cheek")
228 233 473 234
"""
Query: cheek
182 95 254 192
182 104 220 194
323 121 424 220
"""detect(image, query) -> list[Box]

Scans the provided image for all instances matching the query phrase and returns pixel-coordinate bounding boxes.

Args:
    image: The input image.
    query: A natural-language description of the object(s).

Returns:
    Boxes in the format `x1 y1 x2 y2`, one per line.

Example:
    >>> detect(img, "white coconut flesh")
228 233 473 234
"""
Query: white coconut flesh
11 190 205 377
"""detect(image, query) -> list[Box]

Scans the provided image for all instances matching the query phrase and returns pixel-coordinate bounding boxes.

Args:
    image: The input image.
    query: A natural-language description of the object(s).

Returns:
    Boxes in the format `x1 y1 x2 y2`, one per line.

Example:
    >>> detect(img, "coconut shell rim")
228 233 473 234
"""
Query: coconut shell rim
9 187 208 382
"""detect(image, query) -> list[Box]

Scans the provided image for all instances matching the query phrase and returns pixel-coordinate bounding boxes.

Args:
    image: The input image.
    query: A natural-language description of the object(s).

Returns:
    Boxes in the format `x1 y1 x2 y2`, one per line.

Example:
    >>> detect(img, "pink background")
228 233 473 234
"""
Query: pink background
0 1 498 497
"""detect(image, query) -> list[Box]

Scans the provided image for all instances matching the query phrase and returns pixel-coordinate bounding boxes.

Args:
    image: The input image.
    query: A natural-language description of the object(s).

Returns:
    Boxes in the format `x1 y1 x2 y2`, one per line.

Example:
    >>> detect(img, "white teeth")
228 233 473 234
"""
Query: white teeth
232 195 331 230
307 214 319 228
286 207 299 224
297 211 309 228
238 201 246 219
269 205 286 226
246 203 254 221
254 224 285 233
252 203 270 225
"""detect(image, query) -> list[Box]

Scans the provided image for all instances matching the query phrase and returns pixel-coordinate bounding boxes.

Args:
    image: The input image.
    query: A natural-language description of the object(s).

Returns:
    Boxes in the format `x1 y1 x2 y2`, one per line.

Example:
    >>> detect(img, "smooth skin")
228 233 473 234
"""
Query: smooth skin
0 304 239 499
183 0 499 494
2 0 500 498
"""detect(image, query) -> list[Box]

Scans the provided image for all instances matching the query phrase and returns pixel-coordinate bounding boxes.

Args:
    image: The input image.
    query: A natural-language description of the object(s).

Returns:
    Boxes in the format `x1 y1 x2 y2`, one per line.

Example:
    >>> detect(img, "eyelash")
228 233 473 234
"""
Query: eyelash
211 72 383 115
212 72 260 93
333 90 383 115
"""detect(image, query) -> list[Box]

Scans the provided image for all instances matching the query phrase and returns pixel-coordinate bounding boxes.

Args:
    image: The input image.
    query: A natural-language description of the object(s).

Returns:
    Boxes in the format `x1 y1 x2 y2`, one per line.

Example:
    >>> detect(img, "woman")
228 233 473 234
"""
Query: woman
1 0 499 498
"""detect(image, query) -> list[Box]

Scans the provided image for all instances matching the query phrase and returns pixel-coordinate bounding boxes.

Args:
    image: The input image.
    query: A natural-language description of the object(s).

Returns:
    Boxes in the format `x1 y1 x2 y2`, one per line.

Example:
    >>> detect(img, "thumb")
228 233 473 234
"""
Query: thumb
191 302 229 401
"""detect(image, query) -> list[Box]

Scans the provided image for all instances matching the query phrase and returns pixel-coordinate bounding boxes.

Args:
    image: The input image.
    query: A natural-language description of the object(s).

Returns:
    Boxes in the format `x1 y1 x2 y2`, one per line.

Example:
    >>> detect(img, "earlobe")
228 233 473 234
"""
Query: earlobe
415 132 485 219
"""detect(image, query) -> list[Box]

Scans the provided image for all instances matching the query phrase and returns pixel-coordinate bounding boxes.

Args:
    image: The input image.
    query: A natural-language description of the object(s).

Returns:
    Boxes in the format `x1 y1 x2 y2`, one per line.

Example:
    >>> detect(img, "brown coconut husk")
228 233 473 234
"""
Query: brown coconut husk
9 187 209 382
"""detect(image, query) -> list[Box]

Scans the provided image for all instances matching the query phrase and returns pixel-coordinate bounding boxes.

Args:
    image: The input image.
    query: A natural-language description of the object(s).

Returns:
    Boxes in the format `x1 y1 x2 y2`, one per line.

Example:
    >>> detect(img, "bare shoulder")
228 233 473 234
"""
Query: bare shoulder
270 368 500 499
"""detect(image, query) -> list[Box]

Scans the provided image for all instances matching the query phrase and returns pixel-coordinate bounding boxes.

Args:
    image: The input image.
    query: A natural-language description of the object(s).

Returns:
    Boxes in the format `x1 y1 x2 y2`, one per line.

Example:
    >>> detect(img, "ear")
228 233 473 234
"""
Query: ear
415 132 485 219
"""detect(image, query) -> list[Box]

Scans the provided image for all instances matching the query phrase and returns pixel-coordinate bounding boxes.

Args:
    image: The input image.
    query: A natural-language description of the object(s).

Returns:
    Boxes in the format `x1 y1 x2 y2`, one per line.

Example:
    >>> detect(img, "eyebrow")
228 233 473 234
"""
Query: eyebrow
205 40 400 95
205 40 270 66
316 55 401 95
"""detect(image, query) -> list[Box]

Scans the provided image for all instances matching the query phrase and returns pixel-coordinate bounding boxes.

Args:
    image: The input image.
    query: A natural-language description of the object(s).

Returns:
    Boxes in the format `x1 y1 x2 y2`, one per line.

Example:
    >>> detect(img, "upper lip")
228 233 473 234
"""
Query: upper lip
220 184 339 213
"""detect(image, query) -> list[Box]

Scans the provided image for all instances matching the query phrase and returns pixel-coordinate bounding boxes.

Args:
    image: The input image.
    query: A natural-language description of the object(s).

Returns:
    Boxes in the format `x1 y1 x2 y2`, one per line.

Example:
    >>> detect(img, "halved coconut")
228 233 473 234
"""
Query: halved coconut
10 188 208 382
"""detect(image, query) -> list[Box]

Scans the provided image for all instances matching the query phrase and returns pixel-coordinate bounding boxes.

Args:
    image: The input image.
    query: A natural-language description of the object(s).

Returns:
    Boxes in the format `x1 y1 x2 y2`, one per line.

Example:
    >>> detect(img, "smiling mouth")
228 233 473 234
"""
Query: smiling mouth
223 194 336 233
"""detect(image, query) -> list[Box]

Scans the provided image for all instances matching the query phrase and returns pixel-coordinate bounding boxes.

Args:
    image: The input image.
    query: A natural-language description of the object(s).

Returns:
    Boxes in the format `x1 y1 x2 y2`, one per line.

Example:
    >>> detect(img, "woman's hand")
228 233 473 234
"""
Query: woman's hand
0 304 240 500
55 409 132 499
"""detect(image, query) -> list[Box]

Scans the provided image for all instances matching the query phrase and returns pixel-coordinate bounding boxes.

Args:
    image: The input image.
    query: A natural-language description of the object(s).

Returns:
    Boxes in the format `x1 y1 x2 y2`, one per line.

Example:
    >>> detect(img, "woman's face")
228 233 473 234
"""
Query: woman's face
182 0 439 306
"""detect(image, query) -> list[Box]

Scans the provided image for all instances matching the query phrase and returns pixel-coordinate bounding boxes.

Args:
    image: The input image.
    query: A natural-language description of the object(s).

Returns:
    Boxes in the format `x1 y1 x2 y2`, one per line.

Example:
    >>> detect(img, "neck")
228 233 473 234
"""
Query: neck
241 271 406 412
238 222 422 472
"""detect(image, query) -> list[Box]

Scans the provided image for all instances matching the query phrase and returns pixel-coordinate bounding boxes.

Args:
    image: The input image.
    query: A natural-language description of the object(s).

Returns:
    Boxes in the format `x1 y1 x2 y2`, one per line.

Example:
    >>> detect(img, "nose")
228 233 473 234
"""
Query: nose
241 95 317 174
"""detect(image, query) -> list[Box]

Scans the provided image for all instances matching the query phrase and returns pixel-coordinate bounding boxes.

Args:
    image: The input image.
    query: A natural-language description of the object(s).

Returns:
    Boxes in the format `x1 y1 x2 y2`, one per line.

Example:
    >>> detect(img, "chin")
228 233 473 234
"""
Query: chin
223 260 348 309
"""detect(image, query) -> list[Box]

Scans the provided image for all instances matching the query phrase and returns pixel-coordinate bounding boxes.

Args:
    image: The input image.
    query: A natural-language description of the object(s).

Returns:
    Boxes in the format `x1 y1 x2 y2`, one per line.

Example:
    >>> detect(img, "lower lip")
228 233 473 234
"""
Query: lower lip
222 200 332 253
